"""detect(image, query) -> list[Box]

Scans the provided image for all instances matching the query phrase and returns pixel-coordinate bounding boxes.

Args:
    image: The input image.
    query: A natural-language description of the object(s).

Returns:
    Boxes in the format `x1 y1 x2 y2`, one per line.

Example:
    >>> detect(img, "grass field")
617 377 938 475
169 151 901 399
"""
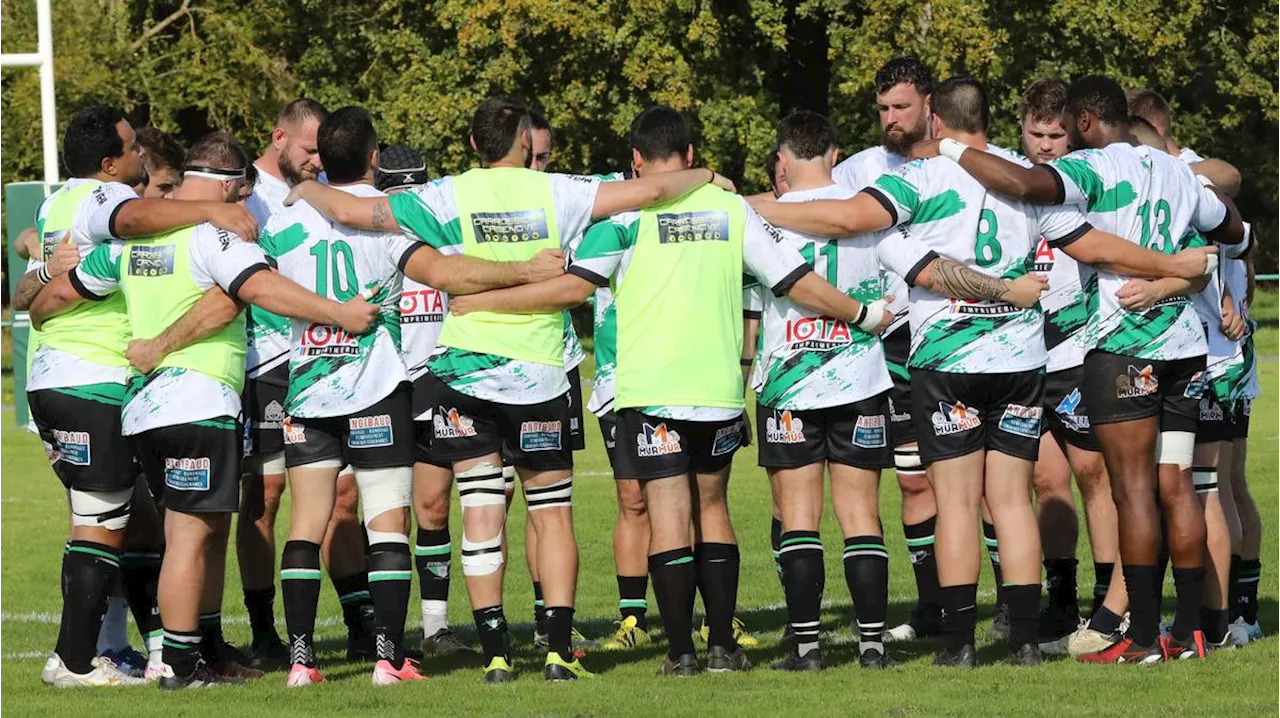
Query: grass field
1 328 1277 716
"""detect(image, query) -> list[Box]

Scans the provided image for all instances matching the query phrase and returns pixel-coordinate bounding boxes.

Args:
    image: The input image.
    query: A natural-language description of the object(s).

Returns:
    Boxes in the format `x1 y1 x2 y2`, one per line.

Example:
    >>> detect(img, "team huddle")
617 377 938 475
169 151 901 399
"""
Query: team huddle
13 55 1265 690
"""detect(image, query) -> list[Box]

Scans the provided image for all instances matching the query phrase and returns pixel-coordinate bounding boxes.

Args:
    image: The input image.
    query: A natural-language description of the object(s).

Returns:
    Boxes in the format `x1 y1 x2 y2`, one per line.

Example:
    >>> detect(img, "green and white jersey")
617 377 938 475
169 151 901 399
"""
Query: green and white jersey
399 274 448 382
263 183 417 418
1197 256 1258 405
867 144 1088 374
833 146 912 336
71 226 270 434
1037 238 1091 373
586 286 617 416
1046 142 1228 360
563 312 585 370
751 184 893 410
27 179 138 392
570 197 808 421
387 173 600 405
244 168 295 379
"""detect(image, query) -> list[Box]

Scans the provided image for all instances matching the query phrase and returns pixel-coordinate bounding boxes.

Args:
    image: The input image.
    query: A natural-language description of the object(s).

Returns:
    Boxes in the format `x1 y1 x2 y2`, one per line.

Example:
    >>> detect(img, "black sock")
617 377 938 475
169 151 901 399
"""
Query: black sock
1239 558 1261 623
532 581 547 635
1043 557 1078 615
415 528 452 603
121 547 163 652
545 606 575 662
903 516 941 615
333 571 374 635
1088 605 1123 635
982 522 1004 606
1170 566 1206 641
695 542 741 651
1227 554 1242 621
281 540 322 667
843 535 889 651
367 541 411 668
473 605 510 661
198 611 225 663
770 517 784 589
244 587 277 642
617 575 649 630
778 531 824 655
1004 584 1041 650
55 540 120 674
161 628 202 677
649 547 697 660
1092 561 1115 616
939 584 978 652
1201 607 1230 643
1122 564 1159 647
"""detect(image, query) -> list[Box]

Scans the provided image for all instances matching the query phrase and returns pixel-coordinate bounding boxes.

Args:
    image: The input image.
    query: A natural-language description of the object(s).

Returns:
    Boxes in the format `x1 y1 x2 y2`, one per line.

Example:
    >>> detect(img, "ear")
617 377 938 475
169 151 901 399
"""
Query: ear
469 135 478 153
827 147 840 167
100 154 117 178
930 114 943 139
684 144 695 169
370 147 380 172
271 127 287 149
631 147 644 175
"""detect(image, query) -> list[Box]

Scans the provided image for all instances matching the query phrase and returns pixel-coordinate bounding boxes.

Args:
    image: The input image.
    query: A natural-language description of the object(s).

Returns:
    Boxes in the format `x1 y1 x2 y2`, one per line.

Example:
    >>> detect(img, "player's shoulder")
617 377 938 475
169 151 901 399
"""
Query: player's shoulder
778 183 857 203
193 221 249 249
834 146 899 189
986 143 1032 168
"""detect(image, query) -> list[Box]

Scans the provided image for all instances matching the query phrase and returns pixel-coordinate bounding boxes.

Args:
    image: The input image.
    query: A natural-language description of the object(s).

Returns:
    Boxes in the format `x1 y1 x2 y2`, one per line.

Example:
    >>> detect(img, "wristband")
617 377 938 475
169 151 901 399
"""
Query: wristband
856 299 887 333
938 138 968 163
1202 253 1219 277
359 284 379 300
36 266 52 284
740 358 754 367
1196 173 1215 188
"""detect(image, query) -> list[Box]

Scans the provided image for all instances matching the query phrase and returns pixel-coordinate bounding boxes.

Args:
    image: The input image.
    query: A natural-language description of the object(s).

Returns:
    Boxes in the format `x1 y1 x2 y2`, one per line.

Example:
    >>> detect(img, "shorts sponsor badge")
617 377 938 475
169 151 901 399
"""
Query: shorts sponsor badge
51 429 91 466
348 414 394 448
282 417 306 445
1183 371 1206 400
765 410 805 444
852 414 888 449
711 420 744 457
165 457 211 491
434 407 477 439
261 400 285 430
519 420 563 452
637 422 681 457
1198 396 1224 423
998 403 1042 439
1054 388 1090 432
1115 364 1158 399
931 401 981 436
888 396 911 424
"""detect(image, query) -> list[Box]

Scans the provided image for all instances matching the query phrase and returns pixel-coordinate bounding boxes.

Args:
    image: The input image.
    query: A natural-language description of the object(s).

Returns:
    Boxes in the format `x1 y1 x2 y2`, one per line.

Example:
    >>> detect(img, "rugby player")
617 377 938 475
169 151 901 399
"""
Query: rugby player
915 75 1245 662
31 130 379 689
447 105 892 677
286 96 733 682
135 127 185 199
241 99 377 664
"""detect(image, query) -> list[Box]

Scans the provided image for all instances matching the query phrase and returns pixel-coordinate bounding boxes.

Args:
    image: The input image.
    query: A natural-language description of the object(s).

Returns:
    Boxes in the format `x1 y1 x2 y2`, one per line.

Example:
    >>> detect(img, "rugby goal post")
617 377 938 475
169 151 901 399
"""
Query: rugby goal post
3 0 59 426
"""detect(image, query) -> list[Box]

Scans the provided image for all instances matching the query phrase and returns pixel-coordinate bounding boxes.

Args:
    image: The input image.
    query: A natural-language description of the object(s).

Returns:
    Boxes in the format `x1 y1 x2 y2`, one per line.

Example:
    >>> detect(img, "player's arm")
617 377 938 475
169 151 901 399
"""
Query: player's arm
110 198 258 242
238 269 378 335
1190 159 1241 198
1058 227 1216 279
1197 183 1247 251
12 239 82 311
399 244 565 296
1114 276 1210 312
125 289 243 374
747 192 895 238
448 274 596 316
590 168 734 220
910 140 1063 204
911 256 1047 308
285 181 400 232
15 227 37 261
28 273 86 329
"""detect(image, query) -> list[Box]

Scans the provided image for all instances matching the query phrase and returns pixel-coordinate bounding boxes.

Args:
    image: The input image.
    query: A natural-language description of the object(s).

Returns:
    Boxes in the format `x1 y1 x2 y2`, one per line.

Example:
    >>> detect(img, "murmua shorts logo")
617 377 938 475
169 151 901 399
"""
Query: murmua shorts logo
766 410 805 444
931 402 980 436
1115 365 1157 399
434 408 477 439
637 422 681 457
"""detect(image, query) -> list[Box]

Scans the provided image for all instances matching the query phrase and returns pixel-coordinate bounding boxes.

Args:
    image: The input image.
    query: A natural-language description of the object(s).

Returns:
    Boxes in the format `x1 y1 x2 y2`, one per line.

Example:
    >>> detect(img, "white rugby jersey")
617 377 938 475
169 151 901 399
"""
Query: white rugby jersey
244 168 295 379
262 182 416 418
868 144 1089 374
1036 238 1091 373
833 146 911 335
1046 143 1228 361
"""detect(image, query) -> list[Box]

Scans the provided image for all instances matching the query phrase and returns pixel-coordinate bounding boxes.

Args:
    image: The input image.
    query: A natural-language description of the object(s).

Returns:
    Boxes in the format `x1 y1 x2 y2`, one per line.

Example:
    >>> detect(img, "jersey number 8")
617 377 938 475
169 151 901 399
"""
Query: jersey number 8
974 209 1001 268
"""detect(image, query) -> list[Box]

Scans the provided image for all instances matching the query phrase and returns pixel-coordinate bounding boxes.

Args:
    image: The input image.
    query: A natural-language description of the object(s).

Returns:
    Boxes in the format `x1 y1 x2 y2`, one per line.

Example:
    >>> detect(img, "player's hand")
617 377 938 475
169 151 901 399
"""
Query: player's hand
1001 274 1049 308
710 170 737 193
873 295 896 334
449 294 481 316
909 139 942 160
47 241 80 276
739 412 753 448
522 248 566 283
1220 291 1246 340
126 338 165 374
1115 279 1163 312
335 294 380 334
205 203 258 243
1173 245 1219 278
283 180 316 208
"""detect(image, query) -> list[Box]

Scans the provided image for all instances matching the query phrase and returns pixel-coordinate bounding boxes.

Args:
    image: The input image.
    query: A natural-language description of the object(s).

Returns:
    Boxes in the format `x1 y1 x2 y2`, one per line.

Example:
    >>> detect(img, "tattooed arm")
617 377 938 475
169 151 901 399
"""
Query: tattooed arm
912 256 1048 308
284 181 401 233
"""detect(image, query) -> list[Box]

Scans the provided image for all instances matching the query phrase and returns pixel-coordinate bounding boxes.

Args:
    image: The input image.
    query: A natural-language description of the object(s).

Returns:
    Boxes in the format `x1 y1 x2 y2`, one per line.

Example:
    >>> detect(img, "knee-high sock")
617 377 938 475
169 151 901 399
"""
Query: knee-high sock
281 540 323 667
368 541 412 669
56 541 121 674
650 547 697 660
415 528 452 637
779 531 824 655
695 542 741 651
844 535 889 653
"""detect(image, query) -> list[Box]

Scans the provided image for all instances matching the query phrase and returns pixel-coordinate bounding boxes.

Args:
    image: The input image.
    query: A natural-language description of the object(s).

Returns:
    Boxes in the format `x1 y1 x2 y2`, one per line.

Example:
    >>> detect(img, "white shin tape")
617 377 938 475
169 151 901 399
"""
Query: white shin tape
354 466 412 523
70 488 133 530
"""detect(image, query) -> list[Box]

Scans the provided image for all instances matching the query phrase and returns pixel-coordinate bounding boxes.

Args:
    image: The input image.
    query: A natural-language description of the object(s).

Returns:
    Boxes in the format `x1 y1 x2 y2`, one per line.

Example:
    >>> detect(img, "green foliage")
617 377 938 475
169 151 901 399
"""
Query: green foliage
2 0 1276 268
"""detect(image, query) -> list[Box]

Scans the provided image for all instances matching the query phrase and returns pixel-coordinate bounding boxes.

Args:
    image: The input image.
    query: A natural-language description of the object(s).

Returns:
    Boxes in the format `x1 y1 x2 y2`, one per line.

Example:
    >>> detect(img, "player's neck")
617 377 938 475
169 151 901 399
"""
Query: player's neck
254 153 286 183
783 163 834 191
1091 124 1131 149
329 175 374 189
940 130 988 150
637 157 688 176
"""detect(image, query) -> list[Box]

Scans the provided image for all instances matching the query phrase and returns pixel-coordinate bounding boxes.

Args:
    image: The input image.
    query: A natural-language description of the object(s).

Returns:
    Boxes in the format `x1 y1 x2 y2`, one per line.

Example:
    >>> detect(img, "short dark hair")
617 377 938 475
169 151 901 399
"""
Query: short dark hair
62 106 127 178
1066 76 1129 125
1126 88 1171 133
529 108 551 133
628 105 691 162
776 110 836 161
470 96 532 164
932 77 989 134
1019 77 1069 124
764 144 780 186
136 127 185 173
875 57 934 96
186 131 250 173
278 98 328 128
318 106 378 184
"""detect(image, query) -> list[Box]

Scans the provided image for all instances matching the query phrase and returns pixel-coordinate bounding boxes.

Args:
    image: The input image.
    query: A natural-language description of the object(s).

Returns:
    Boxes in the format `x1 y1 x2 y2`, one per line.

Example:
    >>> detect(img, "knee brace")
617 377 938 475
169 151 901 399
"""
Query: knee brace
460 531 504 576
894 447 924 477
525 477 573 512
1156 431 1195 470
70 488 133 531
354 466 412 525
458 462 507 509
